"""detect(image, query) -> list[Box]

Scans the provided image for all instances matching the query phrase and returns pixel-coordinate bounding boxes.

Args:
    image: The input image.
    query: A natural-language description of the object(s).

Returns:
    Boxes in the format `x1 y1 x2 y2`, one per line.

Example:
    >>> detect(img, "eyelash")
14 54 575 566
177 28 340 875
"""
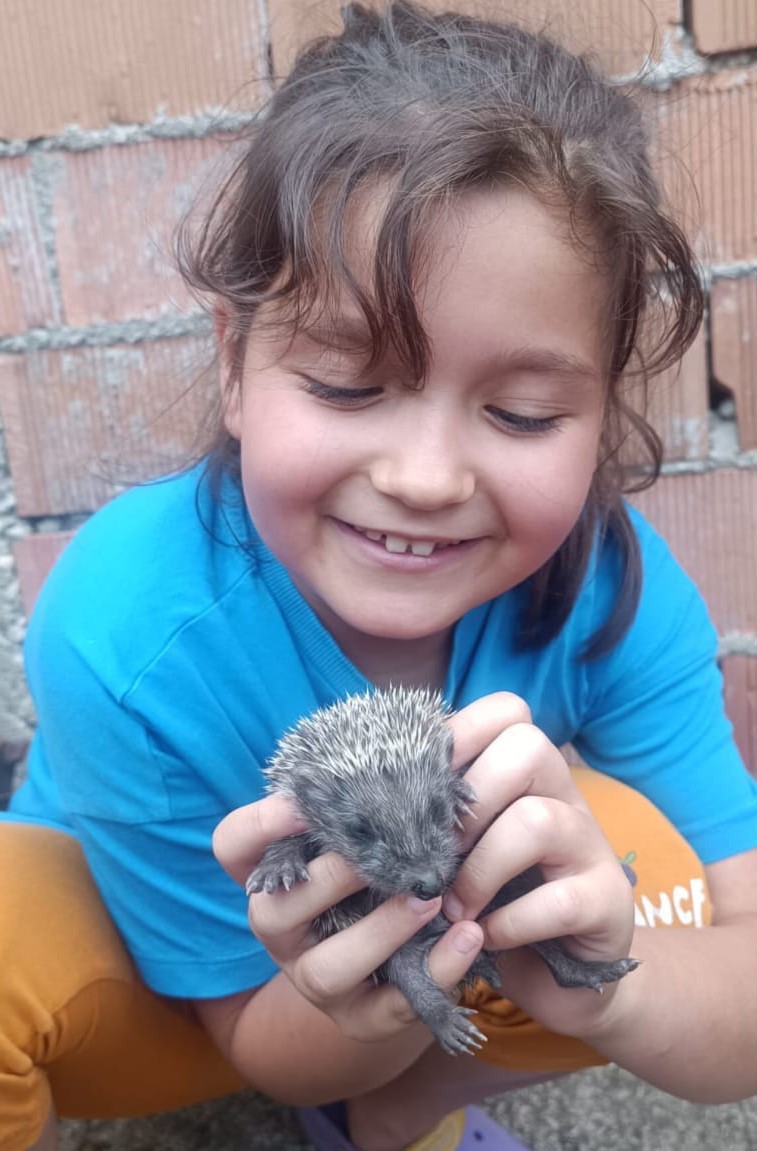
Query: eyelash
302 378 380 405
486 407 561 434
303 379 562 433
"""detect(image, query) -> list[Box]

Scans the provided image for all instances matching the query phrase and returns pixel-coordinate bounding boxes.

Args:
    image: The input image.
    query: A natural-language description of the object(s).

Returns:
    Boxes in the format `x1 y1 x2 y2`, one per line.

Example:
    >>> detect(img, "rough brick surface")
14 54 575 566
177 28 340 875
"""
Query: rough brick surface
632 470 757 636
50 137 235 327
721 656 757 776
0 338 218 517
269 0 681 81
656 67 757 264
710 277 757 451
0 155 60 338
12 532 74 617
0 0 268 138
690 0 757 55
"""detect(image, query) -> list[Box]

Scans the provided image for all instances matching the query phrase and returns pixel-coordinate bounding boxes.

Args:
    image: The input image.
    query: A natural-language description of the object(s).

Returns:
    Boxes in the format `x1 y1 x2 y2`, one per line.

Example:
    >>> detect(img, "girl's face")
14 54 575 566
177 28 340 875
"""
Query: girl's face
223 188 608 672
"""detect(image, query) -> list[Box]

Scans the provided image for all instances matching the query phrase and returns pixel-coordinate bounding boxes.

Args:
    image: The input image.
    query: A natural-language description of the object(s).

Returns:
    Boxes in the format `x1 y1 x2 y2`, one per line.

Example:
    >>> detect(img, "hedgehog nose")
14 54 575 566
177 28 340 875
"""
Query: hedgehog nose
411 873 445 899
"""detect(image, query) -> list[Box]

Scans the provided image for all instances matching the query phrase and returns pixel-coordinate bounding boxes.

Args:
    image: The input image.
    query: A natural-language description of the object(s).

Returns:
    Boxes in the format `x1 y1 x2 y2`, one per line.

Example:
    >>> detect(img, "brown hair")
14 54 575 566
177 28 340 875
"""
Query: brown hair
177 1 703 658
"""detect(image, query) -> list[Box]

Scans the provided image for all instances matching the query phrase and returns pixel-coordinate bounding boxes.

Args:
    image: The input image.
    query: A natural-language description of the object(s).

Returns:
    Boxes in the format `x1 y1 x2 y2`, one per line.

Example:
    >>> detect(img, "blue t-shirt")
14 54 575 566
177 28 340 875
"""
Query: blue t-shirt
7 464 757 998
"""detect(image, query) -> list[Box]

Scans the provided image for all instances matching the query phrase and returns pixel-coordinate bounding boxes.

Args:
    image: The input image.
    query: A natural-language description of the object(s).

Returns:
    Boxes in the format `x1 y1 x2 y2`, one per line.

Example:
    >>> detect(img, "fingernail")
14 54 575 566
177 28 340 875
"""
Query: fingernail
454 928 480 954
443 893 464 921
407 895 440 914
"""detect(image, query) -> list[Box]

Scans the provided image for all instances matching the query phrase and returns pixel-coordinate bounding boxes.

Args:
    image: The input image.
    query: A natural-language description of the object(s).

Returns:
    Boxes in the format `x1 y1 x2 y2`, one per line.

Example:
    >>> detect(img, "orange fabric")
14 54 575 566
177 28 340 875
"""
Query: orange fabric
0 770 710 1147
0 824 243 1151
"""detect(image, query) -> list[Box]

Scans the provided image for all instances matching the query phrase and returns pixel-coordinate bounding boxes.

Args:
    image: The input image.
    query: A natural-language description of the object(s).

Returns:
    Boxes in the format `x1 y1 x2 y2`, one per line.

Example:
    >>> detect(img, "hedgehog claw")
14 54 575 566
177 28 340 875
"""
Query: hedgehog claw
244 835 312 896
436 1008 487 1056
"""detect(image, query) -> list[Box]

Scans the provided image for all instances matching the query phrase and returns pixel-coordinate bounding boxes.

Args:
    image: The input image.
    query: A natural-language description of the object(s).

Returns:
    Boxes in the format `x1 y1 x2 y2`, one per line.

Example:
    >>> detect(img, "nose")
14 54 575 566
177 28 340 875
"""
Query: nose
410 871 447 900
369 402 475 510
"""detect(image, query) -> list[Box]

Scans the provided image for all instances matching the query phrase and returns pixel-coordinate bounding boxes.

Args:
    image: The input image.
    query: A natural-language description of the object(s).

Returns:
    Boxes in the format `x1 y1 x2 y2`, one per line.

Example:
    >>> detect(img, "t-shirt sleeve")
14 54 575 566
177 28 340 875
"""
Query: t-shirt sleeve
573 515 757 865
24 580 278 1000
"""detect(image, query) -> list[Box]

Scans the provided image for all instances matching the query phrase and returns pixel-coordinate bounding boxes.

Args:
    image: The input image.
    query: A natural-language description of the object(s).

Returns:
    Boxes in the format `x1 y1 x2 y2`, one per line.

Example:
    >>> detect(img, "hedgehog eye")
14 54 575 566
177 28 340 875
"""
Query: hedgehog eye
348 816 374 842
428 797 449 826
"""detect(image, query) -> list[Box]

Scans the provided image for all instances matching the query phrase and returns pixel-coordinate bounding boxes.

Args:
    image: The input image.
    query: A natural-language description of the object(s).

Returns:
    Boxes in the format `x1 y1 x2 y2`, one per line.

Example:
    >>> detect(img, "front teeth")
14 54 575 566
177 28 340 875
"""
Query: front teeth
359 529 453 557
408 539 436 557
385 534 429 555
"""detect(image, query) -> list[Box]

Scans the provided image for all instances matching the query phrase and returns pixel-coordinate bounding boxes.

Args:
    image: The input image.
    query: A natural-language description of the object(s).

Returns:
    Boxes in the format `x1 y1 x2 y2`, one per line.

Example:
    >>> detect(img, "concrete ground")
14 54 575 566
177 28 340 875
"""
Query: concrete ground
59 1066 757 1150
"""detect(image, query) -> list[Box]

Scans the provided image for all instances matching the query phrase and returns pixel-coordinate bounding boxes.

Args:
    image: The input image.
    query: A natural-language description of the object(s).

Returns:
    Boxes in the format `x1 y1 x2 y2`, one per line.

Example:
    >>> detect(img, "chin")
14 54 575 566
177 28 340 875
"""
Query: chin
340 609 456 642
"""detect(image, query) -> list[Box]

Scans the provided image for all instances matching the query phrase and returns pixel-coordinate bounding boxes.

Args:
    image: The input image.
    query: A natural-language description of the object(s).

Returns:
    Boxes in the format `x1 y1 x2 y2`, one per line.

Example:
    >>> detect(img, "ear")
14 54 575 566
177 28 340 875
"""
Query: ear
214 303 243 440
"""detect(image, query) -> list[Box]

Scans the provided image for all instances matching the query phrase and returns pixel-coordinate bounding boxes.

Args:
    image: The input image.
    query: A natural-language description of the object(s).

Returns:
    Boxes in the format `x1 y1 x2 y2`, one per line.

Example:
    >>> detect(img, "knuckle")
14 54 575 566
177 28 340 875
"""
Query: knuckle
490 692 532 725
548 879 584 932
246 893 275 939
392 992 422 1029
508 720 551 757
512 793 558 840
295 956 338 1006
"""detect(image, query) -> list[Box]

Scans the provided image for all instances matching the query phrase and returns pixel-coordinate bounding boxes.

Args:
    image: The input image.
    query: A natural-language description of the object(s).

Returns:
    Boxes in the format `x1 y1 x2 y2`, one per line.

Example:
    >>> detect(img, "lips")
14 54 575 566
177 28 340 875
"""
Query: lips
352 526 462 557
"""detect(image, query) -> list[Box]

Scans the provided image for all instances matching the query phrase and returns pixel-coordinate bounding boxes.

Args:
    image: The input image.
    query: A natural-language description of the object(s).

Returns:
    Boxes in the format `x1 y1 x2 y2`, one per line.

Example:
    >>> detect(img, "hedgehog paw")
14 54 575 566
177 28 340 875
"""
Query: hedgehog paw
532 940 641 991
435 1006 487 1056
244 835 311 896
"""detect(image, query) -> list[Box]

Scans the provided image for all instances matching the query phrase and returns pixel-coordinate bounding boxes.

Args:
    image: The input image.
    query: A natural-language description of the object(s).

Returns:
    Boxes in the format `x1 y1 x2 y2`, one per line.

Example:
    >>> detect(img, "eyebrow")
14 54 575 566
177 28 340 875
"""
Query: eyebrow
298 315 372 351
483 347 600 382
296 319 600 384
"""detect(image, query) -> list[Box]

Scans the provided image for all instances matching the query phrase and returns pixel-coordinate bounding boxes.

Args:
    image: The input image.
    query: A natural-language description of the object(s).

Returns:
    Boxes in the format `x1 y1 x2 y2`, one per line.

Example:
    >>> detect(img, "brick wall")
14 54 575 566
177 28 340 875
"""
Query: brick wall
0 0 755 780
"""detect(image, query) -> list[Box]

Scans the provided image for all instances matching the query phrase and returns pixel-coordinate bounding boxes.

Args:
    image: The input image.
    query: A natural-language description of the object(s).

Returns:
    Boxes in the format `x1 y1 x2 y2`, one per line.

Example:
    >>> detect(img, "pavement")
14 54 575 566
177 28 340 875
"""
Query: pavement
59 1065 757 1150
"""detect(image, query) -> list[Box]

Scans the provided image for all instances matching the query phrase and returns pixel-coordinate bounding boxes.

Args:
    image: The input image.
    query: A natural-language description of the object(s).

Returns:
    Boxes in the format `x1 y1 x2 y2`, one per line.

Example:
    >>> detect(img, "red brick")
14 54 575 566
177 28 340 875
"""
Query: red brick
710 277 757 451
12 532 75 617
0 337 218 517
632 470 757 635
655 68 757 264
690 1 757 55
0 0 267 138
721 656 757 776
51 137 234 327
0 156 59 337
270 0 681 84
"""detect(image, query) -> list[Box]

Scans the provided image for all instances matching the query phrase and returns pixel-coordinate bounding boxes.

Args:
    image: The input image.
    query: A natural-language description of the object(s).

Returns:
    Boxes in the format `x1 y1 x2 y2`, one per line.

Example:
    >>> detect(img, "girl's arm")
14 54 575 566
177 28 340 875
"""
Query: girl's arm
580 851 757 1102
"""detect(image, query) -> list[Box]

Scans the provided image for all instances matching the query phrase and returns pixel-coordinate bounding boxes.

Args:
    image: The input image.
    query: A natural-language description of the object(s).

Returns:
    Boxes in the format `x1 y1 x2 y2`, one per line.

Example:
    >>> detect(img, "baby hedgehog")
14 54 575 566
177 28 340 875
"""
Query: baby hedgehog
246 686 638 1055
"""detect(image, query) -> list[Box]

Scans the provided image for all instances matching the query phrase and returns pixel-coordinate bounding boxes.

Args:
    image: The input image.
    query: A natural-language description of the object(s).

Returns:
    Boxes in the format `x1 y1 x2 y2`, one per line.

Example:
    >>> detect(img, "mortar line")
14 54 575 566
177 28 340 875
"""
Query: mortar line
0 313 214 354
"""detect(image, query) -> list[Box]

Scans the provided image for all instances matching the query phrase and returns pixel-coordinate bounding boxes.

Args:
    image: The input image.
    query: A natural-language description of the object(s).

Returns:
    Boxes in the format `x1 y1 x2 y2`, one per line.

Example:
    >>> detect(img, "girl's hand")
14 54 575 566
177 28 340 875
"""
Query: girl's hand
444 693 637 1039
212 794 487 1046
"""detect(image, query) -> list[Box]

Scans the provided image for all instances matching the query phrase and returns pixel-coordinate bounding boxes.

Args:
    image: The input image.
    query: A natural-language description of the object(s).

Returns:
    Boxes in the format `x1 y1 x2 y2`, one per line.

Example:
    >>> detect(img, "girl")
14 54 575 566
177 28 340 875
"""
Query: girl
3 5 756 1151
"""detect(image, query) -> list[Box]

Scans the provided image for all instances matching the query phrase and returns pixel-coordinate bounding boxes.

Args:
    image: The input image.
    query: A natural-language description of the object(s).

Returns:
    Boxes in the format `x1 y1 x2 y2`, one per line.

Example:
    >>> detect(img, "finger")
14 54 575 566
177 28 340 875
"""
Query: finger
447 692 532 771
248 851 368 949
447 794 607 919
480 863 634 955
456 723 590 852
213 795 309 887
291 894 444 1002
325 980 430 1045
425 920 486 990
315 920 486 1043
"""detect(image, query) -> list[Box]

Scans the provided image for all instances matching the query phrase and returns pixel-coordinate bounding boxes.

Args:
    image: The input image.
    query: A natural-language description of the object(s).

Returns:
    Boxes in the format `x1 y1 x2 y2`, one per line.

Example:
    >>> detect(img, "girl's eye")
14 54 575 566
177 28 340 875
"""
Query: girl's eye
302 377 382 406
486 406 561 434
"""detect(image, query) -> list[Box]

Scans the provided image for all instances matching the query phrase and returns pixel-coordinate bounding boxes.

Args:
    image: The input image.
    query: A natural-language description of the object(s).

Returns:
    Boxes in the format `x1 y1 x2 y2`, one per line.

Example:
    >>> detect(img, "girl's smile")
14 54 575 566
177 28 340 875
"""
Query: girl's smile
222 186 608 680
331 517 479 567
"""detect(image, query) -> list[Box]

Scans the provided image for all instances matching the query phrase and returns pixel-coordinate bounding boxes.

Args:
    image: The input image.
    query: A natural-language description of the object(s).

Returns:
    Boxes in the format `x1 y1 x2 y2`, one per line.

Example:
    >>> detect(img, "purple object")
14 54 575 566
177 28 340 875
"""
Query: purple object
297 1103 532 1150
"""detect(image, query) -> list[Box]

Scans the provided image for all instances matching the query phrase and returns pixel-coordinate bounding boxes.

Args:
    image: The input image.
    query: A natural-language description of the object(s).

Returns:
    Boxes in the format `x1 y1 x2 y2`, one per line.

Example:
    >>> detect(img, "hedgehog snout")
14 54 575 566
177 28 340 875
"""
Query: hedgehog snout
410 870 448 899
